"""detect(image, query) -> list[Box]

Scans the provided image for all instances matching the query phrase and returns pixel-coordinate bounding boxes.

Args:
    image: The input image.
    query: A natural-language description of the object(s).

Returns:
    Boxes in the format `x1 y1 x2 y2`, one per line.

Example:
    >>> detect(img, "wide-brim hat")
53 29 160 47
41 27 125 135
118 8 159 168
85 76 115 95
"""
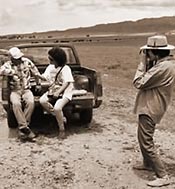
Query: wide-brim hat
140 35 175 50
9 47 24 59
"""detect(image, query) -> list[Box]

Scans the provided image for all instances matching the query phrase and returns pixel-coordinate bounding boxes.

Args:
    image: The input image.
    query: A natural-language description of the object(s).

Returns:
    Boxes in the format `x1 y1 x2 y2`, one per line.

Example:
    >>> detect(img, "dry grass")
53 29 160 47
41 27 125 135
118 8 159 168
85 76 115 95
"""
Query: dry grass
75 40 175 133
1 36 175 132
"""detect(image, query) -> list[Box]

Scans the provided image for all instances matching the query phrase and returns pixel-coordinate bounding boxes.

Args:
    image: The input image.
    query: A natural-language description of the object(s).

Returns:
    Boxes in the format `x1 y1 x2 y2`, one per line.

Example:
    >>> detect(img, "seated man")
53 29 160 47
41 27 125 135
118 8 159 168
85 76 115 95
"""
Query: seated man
0 47 42 140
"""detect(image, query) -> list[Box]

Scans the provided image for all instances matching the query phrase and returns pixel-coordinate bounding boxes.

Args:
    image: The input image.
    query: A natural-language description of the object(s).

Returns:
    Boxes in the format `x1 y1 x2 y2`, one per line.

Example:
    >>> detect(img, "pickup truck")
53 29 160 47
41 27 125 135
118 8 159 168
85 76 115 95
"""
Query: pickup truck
0 43 102 130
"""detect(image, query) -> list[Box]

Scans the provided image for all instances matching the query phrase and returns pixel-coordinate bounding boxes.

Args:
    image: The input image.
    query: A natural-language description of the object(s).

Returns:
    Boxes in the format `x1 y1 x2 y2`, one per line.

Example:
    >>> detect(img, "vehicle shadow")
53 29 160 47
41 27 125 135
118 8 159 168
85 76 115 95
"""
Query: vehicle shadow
132 168 155 181
66 119 103 136
30 114 103 138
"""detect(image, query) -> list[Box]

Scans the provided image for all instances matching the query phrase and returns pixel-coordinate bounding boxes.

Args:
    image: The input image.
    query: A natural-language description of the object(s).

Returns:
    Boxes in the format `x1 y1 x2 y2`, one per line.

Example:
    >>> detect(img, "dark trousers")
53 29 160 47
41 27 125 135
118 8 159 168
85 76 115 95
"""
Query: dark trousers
138 114 166 178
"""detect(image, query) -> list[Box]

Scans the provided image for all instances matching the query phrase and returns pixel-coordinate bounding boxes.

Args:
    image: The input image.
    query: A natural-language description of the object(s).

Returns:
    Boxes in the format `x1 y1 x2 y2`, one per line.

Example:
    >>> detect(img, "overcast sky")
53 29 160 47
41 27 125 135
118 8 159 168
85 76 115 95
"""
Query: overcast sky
0 0 175 35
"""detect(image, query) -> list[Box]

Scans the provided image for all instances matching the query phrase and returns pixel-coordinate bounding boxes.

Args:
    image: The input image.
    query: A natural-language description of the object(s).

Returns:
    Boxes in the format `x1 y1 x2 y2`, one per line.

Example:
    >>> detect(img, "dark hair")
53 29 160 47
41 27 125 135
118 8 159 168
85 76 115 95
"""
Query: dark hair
48 47 67 66
151 49 170 59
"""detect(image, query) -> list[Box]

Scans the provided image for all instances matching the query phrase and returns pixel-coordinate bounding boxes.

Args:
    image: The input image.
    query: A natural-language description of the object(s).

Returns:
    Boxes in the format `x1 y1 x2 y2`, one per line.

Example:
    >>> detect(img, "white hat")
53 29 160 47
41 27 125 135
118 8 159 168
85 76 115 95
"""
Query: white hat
140 35 175 50
9 47 24 59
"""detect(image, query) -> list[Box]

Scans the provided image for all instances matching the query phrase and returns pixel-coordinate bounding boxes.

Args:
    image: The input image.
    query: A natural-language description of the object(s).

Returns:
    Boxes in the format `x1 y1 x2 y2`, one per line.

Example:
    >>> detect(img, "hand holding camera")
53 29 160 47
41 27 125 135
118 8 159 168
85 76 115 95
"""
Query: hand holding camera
140 49 156 71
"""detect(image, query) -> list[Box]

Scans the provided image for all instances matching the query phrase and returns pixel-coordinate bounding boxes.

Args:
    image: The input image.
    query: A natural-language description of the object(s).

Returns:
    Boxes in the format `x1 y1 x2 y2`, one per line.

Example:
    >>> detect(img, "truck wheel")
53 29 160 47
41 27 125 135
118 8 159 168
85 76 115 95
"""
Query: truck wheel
7 110 18 128
79 108 93 124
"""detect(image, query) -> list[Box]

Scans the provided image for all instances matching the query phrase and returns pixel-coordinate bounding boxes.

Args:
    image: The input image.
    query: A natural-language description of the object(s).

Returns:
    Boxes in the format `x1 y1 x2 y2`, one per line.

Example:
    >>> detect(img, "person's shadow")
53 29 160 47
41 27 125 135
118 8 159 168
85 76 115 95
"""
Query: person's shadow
165 162 175 178
133 161 175 184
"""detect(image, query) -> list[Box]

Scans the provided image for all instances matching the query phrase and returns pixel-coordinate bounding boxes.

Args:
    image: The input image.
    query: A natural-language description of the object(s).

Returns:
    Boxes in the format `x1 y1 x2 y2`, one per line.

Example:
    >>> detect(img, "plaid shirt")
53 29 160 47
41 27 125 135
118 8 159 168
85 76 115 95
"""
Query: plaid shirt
0 57 40 91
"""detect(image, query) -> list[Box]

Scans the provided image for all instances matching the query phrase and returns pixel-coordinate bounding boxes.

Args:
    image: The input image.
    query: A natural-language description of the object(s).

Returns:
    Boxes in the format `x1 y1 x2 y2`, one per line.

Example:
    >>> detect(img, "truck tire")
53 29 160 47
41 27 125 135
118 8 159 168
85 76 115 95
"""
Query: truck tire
7 110 18 128
79 108 93 124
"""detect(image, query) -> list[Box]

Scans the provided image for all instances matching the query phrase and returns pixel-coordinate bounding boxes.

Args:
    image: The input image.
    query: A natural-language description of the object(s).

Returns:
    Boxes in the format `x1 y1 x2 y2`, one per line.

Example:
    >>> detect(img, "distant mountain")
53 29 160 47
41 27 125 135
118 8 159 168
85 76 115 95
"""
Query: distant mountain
64 16 175 34
35 16 175 38
2 16 175 39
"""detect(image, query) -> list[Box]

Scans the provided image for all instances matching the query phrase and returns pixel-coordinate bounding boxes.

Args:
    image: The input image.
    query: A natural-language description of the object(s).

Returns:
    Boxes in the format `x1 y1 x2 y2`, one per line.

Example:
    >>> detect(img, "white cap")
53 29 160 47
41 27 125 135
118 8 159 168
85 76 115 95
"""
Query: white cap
9 47 24 59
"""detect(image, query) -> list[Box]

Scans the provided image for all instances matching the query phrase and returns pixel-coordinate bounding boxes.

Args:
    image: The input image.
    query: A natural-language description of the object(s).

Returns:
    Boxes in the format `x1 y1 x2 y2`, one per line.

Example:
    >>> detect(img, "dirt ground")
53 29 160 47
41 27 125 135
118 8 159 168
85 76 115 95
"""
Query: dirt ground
1 37 175 189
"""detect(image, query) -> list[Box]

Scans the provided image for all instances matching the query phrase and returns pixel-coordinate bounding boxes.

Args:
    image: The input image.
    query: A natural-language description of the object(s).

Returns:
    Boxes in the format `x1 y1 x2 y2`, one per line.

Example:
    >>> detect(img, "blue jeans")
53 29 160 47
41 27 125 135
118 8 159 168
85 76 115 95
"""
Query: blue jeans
10 90 34 128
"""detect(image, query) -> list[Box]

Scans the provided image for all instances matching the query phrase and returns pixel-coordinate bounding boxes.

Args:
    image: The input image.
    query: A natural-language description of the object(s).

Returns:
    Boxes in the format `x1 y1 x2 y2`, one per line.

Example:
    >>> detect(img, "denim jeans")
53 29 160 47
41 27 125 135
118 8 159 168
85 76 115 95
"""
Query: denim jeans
138 114 167 178
10 90 34 128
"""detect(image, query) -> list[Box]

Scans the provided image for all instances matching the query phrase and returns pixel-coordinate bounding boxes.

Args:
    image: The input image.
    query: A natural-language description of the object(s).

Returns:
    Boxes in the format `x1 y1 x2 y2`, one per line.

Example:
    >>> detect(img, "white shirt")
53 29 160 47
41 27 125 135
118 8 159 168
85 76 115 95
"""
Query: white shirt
42 64 57 84
43 64 74 100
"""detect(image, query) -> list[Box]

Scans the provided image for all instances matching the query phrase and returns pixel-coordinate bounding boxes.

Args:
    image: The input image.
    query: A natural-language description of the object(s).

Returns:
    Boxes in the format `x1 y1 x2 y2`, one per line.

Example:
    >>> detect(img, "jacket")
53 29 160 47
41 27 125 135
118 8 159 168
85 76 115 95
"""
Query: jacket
133 56 175 123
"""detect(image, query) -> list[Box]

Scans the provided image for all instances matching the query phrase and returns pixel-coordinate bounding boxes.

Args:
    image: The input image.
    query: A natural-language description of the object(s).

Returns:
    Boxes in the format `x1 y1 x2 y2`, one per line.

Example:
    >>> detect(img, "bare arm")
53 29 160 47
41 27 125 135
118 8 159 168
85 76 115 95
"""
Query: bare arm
53 82 70 98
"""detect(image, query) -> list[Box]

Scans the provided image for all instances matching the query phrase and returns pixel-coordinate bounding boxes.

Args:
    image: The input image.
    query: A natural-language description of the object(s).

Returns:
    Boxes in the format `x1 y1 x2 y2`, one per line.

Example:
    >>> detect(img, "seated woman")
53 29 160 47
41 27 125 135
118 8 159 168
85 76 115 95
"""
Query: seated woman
39 47 74 138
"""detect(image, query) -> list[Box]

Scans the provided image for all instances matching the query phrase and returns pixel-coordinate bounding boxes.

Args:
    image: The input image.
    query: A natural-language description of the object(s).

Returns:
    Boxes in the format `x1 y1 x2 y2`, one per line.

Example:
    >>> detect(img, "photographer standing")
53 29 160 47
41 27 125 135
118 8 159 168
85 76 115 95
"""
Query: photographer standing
133 35 175 187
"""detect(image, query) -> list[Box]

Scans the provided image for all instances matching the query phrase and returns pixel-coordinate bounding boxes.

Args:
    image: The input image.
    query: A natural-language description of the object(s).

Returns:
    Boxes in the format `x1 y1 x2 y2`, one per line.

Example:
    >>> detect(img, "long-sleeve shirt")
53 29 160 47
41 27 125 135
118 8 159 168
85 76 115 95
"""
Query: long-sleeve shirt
133 56 175 123
0 57 40 91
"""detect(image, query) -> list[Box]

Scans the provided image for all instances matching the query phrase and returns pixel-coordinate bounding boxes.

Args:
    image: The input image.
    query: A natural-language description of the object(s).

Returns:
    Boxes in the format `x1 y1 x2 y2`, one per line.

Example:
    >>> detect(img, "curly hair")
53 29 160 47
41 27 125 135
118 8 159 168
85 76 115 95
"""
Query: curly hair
48 47 67 66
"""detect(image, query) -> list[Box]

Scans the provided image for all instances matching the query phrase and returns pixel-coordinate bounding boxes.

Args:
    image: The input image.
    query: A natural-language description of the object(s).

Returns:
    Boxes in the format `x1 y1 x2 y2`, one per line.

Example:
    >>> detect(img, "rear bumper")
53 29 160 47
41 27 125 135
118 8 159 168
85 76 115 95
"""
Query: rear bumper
2 92 101 113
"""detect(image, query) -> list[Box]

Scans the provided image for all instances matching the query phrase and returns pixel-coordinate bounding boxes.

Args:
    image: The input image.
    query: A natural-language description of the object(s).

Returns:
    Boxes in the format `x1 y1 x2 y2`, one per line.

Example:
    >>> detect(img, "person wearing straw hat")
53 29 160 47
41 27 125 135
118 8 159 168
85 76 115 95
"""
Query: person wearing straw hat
0 47 42 141
133 35 175 187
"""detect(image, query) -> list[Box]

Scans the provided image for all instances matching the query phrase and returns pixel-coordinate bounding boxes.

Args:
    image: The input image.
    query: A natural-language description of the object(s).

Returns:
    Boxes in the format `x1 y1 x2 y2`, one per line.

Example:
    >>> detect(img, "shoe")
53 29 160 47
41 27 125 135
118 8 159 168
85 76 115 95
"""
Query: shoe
18 127 36 142
19 126 31 135
18 130 28 140
19 132 36 142
147 175 170 187
133 164 153 171
27 131 36 139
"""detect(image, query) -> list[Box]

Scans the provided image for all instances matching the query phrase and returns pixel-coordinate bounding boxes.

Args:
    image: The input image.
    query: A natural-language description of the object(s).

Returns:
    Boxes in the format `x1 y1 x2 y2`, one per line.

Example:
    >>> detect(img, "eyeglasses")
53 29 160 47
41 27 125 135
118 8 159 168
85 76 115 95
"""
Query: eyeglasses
48 56 54 61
